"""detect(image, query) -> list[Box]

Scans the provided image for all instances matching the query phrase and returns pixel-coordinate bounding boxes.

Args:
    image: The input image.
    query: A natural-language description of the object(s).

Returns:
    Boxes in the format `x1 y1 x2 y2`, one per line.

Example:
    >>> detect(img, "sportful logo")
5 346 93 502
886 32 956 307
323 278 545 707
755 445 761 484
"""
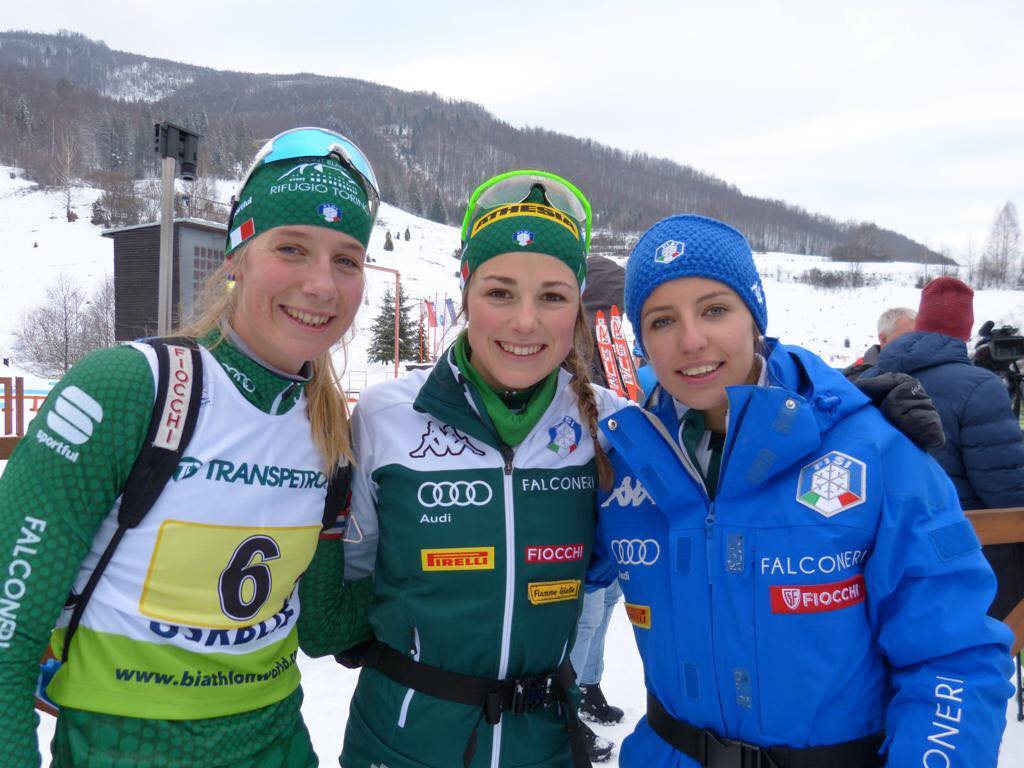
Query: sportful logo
409 421 486 459
654 240 684 264
601 476 652 508
770 574 866 614
547 416 582 459
417 481 493 508
796 451 866 517
46 386 102 445
611 539 660 566
38 385 103 463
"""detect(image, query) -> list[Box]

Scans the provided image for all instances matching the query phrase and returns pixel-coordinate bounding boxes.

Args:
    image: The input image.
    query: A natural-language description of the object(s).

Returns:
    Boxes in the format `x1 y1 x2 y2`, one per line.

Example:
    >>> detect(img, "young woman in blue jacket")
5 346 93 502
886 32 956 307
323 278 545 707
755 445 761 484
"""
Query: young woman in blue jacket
592 214 1014 768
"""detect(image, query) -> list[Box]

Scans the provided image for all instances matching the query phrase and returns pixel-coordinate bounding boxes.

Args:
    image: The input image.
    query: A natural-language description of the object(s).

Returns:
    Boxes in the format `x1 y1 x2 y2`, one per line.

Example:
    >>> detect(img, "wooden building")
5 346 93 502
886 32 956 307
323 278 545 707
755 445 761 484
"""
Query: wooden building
103 219 226 341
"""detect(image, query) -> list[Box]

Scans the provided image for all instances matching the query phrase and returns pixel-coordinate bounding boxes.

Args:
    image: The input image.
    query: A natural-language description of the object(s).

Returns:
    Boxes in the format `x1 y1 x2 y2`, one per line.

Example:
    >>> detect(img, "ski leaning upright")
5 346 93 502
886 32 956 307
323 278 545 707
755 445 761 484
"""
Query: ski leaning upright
594 310 626 399
609 305 641 403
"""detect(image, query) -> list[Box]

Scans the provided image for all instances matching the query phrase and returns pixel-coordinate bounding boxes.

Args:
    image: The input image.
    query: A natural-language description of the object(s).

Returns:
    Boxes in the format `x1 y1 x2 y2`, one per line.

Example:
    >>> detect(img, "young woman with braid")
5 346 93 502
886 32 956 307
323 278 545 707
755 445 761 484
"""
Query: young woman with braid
326 171 628 768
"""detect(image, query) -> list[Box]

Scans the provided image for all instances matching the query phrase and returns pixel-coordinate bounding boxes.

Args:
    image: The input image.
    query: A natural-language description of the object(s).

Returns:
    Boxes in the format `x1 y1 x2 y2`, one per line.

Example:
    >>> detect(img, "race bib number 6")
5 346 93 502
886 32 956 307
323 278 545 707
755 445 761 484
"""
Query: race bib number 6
139 520 320 629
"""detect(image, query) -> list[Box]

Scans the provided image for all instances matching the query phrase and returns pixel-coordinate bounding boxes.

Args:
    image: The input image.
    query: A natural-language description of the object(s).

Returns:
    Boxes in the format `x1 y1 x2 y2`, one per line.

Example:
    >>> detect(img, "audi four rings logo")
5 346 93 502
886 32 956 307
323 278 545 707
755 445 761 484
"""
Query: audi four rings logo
417 481 493 508
611 539 660 566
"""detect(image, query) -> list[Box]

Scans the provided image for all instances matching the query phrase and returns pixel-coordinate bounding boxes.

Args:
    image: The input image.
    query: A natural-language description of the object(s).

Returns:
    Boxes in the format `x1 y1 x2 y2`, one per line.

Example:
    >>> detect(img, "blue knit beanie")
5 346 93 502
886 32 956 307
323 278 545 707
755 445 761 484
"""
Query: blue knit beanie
625 214 767 356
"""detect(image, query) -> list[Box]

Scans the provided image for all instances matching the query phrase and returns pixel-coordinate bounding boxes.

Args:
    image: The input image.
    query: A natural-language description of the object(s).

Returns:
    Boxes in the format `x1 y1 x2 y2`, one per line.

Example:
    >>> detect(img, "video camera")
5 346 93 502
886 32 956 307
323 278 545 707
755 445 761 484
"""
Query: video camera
973 320 1024 372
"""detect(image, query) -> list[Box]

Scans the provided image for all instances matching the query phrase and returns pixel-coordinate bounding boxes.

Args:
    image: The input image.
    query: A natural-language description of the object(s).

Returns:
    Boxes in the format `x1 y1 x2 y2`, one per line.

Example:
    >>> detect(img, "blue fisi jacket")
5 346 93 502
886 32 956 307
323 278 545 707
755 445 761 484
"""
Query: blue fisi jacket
592 340 1014 768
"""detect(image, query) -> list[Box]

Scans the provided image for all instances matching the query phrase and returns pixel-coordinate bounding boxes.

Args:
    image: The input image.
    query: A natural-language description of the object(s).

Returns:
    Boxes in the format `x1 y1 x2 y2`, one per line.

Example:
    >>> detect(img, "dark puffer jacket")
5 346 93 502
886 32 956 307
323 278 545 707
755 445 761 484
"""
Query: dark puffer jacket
871 330 1024 619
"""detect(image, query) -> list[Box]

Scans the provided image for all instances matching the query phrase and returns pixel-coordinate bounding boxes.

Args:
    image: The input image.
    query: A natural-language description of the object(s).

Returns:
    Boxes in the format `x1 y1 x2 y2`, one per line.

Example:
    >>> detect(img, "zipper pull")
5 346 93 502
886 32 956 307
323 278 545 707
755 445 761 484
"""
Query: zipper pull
501 446 514 475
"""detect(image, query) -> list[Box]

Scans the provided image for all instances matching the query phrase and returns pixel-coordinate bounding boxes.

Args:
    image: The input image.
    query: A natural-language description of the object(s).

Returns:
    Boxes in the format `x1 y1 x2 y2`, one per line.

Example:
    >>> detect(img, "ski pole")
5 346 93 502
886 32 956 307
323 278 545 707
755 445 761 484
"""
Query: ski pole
1016 651 1023 722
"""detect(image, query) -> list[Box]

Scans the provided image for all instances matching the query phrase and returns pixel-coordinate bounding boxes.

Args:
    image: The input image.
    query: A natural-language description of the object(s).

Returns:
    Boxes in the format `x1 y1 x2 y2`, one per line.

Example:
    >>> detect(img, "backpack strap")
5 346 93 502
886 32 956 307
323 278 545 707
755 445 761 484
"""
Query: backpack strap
321 462 352 535
61 337 204 662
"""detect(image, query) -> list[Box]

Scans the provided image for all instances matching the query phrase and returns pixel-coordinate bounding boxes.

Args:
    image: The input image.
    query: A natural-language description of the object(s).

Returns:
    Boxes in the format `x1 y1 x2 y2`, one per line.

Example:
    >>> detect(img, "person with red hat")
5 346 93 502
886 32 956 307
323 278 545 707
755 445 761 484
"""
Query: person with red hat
870 276 1024 620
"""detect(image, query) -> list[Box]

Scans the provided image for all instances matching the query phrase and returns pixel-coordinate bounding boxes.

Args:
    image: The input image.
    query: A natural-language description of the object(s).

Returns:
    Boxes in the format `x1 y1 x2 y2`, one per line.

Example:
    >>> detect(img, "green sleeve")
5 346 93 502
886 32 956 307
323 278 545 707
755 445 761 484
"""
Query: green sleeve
296 534 374 658
0 345 153 766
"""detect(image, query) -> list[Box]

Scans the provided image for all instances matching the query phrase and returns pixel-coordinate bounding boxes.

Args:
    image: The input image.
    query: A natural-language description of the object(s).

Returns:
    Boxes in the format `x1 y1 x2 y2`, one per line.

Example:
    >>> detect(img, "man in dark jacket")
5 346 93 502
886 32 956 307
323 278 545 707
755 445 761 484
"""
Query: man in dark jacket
870 276 1024 620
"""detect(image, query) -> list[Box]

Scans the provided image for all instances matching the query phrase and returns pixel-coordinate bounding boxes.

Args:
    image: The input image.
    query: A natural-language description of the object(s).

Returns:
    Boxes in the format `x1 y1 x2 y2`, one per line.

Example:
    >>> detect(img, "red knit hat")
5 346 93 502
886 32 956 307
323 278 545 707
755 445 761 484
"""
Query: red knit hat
915 277 974 341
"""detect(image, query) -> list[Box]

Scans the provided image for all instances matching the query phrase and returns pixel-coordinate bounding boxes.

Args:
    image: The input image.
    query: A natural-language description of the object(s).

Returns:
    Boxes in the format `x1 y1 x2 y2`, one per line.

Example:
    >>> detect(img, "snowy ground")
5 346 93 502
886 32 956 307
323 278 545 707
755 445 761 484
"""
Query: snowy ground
2 168 1022 764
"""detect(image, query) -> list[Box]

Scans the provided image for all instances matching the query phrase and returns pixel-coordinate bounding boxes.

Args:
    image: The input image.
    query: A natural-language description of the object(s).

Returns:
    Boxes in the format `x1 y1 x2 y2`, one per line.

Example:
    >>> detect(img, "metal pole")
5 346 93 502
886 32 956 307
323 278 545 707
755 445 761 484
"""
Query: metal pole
157 156 176 335
393 274 401 379
1016 653 1023 721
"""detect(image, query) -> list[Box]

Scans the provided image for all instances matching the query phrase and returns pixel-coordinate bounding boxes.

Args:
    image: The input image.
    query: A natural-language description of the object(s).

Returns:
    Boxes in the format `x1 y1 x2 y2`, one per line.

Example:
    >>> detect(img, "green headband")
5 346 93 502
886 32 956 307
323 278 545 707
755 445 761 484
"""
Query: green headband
459 186 587 289
225 156 373 255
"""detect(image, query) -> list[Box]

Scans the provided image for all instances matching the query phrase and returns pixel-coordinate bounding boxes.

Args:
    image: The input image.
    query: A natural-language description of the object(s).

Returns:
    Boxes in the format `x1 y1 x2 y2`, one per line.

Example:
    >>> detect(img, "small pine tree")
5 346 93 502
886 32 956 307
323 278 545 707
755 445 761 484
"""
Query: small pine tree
383 231 394 251
404 227 411 241
429 190 446 224
367 286 418 363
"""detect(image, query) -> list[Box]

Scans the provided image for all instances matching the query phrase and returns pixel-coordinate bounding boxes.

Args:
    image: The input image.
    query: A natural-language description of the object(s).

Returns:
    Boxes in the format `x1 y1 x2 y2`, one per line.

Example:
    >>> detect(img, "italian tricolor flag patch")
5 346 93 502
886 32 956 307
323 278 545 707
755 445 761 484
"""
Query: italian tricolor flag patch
229 218 255 249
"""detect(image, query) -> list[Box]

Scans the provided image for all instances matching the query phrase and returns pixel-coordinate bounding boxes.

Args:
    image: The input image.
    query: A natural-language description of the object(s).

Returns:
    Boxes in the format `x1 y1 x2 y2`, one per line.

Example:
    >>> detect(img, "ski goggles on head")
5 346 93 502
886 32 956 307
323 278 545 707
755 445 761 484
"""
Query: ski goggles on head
460 170 592 252
232 127 381 221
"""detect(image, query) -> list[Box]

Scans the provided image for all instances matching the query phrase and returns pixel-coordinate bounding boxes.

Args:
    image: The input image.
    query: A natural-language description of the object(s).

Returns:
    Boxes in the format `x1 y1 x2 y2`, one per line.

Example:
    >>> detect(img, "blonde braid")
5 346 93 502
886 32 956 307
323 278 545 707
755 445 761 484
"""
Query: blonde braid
565 308 614 491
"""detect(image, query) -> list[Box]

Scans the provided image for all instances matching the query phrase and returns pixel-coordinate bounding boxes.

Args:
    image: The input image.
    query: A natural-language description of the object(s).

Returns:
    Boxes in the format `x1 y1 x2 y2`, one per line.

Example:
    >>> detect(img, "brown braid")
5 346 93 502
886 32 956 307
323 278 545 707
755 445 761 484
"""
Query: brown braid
564 307 615 491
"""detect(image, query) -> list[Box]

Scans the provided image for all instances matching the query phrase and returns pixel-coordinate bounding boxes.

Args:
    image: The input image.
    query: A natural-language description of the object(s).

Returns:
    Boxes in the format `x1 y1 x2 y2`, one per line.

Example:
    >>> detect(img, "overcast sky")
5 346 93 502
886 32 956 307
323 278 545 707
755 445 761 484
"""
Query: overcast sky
5 0 1022 257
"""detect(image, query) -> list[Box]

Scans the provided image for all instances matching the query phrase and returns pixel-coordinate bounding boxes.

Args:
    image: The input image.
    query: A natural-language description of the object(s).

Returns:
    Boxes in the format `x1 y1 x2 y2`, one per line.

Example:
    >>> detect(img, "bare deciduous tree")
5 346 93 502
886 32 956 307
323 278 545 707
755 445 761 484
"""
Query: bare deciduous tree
14 275 116 376
979 201 1021 287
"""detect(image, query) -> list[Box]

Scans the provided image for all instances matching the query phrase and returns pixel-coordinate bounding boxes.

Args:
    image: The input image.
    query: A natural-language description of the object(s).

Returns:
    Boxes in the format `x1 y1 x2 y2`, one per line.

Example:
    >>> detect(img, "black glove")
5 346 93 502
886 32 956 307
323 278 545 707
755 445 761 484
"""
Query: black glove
855 372 945 451
335 637 374 669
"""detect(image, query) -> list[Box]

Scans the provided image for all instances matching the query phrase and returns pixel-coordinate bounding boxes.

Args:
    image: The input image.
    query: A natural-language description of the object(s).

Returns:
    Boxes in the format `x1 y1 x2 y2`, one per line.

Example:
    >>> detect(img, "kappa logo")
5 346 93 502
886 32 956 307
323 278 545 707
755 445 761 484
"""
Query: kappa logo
317 203 341 223
601 476 652 508
417 481 493 508
410 421 486 459
547 416 582 459
513 229 534 247
173 457 205 481
770 574 866 614
796 451 866 517
46 386 103 445
654 240 684 264
751 282 764 305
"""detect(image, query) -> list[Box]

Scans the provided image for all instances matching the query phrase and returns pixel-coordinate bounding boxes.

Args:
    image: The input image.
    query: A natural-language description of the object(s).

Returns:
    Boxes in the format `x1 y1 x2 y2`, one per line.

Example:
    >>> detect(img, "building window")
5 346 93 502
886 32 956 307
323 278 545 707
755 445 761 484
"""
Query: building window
194 246 223 295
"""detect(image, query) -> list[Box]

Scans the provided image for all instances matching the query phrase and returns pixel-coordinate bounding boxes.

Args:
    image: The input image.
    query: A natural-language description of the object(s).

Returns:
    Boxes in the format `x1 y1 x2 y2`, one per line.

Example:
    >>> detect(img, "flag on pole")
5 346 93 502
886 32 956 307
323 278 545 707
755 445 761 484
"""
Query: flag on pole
445 297 458 326
424 300 437 328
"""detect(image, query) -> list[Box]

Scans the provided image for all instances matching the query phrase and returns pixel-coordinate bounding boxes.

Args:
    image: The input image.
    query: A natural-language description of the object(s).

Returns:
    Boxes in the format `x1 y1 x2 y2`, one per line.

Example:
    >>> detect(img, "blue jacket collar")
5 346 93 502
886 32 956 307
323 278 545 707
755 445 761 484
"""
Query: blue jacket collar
640 339 871 490
874 330 969 374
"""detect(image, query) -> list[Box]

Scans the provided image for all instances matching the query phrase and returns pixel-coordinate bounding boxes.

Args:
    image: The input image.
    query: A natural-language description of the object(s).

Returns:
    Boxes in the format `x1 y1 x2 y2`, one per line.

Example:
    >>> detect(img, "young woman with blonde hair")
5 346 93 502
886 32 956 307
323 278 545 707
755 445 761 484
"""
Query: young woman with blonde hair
0 127 378 767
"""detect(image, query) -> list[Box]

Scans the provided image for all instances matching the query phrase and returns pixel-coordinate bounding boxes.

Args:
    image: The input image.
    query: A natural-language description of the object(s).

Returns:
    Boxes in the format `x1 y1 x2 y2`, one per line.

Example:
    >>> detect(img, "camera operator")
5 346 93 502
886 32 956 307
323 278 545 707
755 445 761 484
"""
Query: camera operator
868 277 1024 620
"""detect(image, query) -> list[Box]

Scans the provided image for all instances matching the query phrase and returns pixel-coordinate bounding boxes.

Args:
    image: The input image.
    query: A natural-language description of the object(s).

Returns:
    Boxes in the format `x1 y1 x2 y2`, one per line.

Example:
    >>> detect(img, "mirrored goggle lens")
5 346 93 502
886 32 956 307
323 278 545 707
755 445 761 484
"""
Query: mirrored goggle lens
235 127 380 213
473 173 588 224
461 171 591 252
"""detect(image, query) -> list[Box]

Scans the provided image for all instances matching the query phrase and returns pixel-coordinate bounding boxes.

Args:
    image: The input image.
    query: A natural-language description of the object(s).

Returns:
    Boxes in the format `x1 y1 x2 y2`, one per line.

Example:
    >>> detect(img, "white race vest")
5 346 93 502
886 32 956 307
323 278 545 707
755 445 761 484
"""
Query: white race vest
49 344 327 719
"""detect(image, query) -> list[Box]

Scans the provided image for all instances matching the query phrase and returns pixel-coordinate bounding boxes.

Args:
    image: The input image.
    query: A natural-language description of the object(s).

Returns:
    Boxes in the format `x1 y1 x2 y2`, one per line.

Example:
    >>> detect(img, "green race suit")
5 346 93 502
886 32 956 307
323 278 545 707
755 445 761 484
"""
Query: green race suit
334 348 626 768
0 332 364 767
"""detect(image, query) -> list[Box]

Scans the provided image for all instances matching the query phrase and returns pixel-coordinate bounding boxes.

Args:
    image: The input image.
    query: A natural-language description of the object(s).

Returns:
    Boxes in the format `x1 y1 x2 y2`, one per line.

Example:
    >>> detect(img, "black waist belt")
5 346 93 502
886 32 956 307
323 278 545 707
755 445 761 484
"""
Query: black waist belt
363 641 591 768
647 694 885 768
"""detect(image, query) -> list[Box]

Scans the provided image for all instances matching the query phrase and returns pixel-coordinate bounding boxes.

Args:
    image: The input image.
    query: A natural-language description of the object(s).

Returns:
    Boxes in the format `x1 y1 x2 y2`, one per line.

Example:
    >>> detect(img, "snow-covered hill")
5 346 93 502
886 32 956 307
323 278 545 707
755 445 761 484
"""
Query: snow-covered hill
2 169 1022 765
